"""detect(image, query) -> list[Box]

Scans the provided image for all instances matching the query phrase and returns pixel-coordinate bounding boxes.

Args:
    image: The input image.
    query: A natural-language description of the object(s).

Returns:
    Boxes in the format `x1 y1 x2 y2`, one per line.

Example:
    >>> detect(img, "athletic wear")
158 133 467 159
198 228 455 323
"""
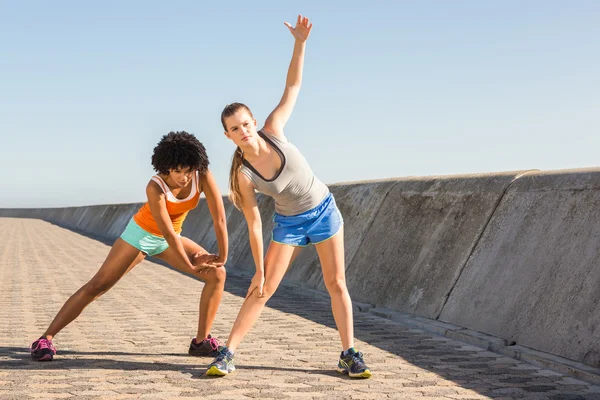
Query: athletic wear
206 346 235 376
338 348 372 378
30 337 56 361
272 193 343 247
188 334 223 357
241 130 329 216
133 171 201 236
121 171 201 254
120 218 170 256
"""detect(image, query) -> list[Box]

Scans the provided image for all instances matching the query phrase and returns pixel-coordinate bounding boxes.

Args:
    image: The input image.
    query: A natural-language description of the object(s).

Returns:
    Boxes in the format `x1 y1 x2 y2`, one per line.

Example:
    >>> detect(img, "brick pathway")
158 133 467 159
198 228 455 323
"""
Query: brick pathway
1 218 599 399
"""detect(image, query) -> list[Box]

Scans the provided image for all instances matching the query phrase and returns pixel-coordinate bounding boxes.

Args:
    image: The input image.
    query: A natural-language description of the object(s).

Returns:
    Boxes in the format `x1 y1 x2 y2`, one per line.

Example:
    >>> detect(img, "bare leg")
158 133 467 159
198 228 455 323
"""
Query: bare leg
43 239 145 340
153 237 226 340
315 229 354 351
226 244 302 352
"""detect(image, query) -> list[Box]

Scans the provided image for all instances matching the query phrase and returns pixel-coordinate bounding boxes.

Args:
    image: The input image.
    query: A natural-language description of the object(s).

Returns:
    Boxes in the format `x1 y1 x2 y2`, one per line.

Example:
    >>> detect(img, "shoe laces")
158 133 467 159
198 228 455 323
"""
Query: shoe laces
350 351 366 367
206 336 222 351
213 346 230 362
31 338 56 354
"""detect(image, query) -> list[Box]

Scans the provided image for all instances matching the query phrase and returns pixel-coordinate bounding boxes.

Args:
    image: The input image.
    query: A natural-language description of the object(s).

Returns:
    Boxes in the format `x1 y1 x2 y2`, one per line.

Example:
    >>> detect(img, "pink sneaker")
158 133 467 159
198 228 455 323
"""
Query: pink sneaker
30 337 56 361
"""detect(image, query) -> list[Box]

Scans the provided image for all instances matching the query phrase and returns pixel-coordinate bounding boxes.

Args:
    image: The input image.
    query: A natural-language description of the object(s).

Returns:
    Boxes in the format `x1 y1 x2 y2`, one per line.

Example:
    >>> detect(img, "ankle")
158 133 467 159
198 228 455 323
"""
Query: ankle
342 347 357 357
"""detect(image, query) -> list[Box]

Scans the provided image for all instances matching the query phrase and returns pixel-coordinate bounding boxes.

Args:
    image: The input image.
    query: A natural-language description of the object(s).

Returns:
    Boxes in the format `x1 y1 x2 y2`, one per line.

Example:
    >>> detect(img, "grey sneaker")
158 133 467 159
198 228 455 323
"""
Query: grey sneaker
206 346 235 376
338 347 372 378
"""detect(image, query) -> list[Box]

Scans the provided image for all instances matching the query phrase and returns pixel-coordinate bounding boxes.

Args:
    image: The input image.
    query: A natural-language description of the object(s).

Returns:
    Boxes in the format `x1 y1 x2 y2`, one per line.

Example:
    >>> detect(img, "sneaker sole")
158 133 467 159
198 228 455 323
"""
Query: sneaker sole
337 368 372 379
350 369 372 379
32 353 53 361
206 365 232 376
188 350 219 357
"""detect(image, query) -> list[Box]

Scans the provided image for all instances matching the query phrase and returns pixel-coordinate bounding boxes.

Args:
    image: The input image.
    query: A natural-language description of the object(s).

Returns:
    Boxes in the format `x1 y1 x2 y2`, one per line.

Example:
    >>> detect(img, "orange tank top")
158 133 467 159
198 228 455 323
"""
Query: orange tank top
133 171 201 237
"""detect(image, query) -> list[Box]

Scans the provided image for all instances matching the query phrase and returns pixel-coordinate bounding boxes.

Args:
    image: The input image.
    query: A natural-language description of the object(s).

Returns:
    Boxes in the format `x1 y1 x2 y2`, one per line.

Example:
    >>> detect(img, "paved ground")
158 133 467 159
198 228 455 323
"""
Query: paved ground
1 217 600 400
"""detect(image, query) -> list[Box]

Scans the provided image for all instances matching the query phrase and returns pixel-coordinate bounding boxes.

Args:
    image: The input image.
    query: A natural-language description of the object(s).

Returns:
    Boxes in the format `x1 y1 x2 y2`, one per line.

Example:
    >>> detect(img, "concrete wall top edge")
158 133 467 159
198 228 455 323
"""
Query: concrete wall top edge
330 170 534 188
6 167 600 213
0 202 145 212
509 168 600 191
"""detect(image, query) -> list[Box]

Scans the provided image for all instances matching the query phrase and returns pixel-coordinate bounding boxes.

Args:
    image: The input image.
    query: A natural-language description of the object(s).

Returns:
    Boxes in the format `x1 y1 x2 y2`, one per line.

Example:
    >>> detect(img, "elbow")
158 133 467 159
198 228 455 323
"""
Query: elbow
286 84 301 93
215 215 228 232
163 231 177 242
247 222 262 237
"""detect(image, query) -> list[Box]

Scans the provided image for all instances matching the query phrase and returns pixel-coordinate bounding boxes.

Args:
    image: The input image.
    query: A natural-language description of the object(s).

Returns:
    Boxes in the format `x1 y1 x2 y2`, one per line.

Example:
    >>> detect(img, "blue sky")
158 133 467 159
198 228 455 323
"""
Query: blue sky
1 1 599 207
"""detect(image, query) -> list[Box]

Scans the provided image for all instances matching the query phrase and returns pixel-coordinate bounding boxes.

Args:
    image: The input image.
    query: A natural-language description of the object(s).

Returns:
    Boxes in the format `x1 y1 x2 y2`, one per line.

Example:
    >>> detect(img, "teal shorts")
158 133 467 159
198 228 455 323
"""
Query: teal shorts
120 218 169 256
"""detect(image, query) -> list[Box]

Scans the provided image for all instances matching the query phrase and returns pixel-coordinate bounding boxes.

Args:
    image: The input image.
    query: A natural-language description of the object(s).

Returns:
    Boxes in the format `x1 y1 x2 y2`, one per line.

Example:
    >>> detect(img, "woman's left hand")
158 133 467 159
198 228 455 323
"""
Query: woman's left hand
284 14 313 42
209 255 227 267
192 252 218 273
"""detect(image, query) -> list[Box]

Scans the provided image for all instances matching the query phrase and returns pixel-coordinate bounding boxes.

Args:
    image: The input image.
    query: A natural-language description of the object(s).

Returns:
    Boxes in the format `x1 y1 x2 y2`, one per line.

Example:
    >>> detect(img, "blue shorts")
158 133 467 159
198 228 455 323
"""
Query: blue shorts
120 218 170 257
272 193 344 247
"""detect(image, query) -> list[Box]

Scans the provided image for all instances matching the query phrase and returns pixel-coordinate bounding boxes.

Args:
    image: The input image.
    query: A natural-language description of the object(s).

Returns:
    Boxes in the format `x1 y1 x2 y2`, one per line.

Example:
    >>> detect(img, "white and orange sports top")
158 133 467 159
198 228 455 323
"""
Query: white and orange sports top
133 172 201 237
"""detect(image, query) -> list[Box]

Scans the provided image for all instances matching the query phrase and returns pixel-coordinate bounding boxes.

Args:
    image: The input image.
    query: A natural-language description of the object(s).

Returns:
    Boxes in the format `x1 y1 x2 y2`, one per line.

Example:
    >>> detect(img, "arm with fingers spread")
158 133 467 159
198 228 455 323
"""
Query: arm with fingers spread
238 174 265 297
201 170 228 266
264 15 313 137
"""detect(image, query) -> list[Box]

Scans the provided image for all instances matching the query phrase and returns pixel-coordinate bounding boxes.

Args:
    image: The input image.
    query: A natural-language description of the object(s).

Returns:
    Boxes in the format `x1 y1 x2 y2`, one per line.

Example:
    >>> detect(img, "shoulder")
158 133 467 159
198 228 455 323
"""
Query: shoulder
238 168 254 186
198 169 211 184
238 171 258 197
146 178 163 193
198 168 218 192
260 127 288 143
146 175 169 196
238 173 258 209
239 164 255 183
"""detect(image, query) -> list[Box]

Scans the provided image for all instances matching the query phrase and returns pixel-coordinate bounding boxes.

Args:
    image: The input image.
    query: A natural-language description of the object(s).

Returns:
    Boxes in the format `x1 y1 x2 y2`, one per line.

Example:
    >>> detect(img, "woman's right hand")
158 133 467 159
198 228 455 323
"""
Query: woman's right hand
284 15 312 42
246 272 265 299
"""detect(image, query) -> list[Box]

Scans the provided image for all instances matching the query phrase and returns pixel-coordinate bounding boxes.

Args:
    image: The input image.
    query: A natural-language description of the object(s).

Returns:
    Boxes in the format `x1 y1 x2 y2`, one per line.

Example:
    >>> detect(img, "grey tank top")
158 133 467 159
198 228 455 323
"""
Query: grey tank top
240 130 329 216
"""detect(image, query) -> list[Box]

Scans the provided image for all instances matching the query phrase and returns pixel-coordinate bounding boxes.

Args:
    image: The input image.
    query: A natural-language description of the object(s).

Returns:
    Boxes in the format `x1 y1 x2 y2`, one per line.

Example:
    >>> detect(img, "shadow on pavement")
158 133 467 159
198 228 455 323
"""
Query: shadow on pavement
25 224 597 398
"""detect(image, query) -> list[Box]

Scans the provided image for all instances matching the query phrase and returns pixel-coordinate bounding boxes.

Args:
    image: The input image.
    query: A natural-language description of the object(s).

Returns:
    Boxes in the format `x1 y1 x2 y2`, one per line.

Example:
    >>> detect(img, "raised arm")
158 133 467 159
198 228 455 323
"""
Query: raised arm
263 15 313 137
201 169 228 266
238 174 266 297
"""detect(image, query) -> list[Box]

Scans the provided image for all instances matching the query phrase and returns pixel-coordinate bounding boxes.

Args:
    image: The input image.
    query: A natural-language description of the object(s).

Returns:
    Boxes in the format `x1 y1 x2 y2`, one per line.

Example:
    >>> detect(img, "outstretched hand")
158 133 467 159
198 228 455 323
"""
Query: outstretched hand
284 14 312 42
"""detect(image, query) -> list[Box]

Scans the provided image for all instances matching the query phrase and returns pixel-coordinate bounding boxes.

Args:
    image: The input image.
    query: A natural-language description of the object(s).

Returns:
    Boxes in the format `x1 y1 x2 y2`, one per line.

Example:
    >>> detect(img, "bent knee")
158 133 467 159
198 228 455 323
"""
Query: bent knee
202 266 226 284
324 277 348 294
259 284 279 300
84 278 114 297
214 266 226 282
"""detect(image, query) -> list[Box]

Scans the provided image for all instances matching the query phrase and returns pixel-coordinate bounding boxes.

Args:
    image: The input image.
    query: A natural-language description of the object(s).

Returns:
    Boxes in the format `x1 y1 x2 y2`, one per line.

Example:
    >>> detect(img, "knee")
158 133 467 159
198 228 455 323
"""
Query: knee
214 266 226 284
203 266 226 285
324 276 348 295
259 283 279 301
83 278 113 297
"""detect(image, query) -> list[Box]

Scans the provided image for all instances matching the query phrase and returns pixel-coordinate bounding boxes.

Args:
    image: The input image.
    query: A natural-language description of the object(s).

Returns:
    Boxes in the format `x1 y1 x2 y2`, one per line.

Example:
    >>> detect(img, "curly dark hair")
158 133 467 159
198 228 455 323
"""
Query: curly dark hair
151 131 209 175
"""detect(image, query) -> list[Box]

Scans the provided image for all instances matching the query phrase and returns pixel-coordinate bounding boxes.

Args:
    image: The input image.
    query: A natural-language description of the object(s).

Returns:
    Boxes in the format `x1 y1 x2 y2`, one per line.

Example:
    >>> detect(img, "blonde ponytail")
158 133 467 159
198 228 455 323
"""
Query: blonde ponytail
222 102 254 210
229 146 245 209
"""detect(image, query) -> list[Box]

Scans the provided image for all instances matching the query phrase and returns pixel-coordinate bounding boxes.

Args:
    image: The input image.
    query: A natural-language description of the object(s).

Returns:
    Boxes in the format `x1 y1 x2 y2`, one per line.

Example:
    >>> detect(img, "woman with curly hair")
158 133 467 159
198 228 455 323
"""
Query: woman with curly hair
30 131 228 361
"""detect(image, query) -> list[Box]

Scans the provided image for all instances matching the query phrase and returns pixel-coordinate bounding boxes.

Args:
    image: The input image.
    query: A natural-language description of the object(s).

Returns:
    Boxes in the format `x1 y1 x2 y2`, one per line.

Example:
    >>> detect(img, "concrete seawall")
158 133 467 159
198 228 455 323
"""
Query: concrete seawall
2 168 599 373
439 169 600 369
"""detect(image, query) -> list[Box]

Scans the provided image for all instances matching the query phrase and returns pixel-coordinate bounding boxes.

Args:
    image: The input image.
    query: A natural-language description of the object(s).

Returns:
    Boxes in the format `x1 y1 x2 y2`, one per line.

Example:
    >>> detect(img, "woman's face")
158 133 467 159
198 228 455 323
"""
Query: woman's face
223 109 258 147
